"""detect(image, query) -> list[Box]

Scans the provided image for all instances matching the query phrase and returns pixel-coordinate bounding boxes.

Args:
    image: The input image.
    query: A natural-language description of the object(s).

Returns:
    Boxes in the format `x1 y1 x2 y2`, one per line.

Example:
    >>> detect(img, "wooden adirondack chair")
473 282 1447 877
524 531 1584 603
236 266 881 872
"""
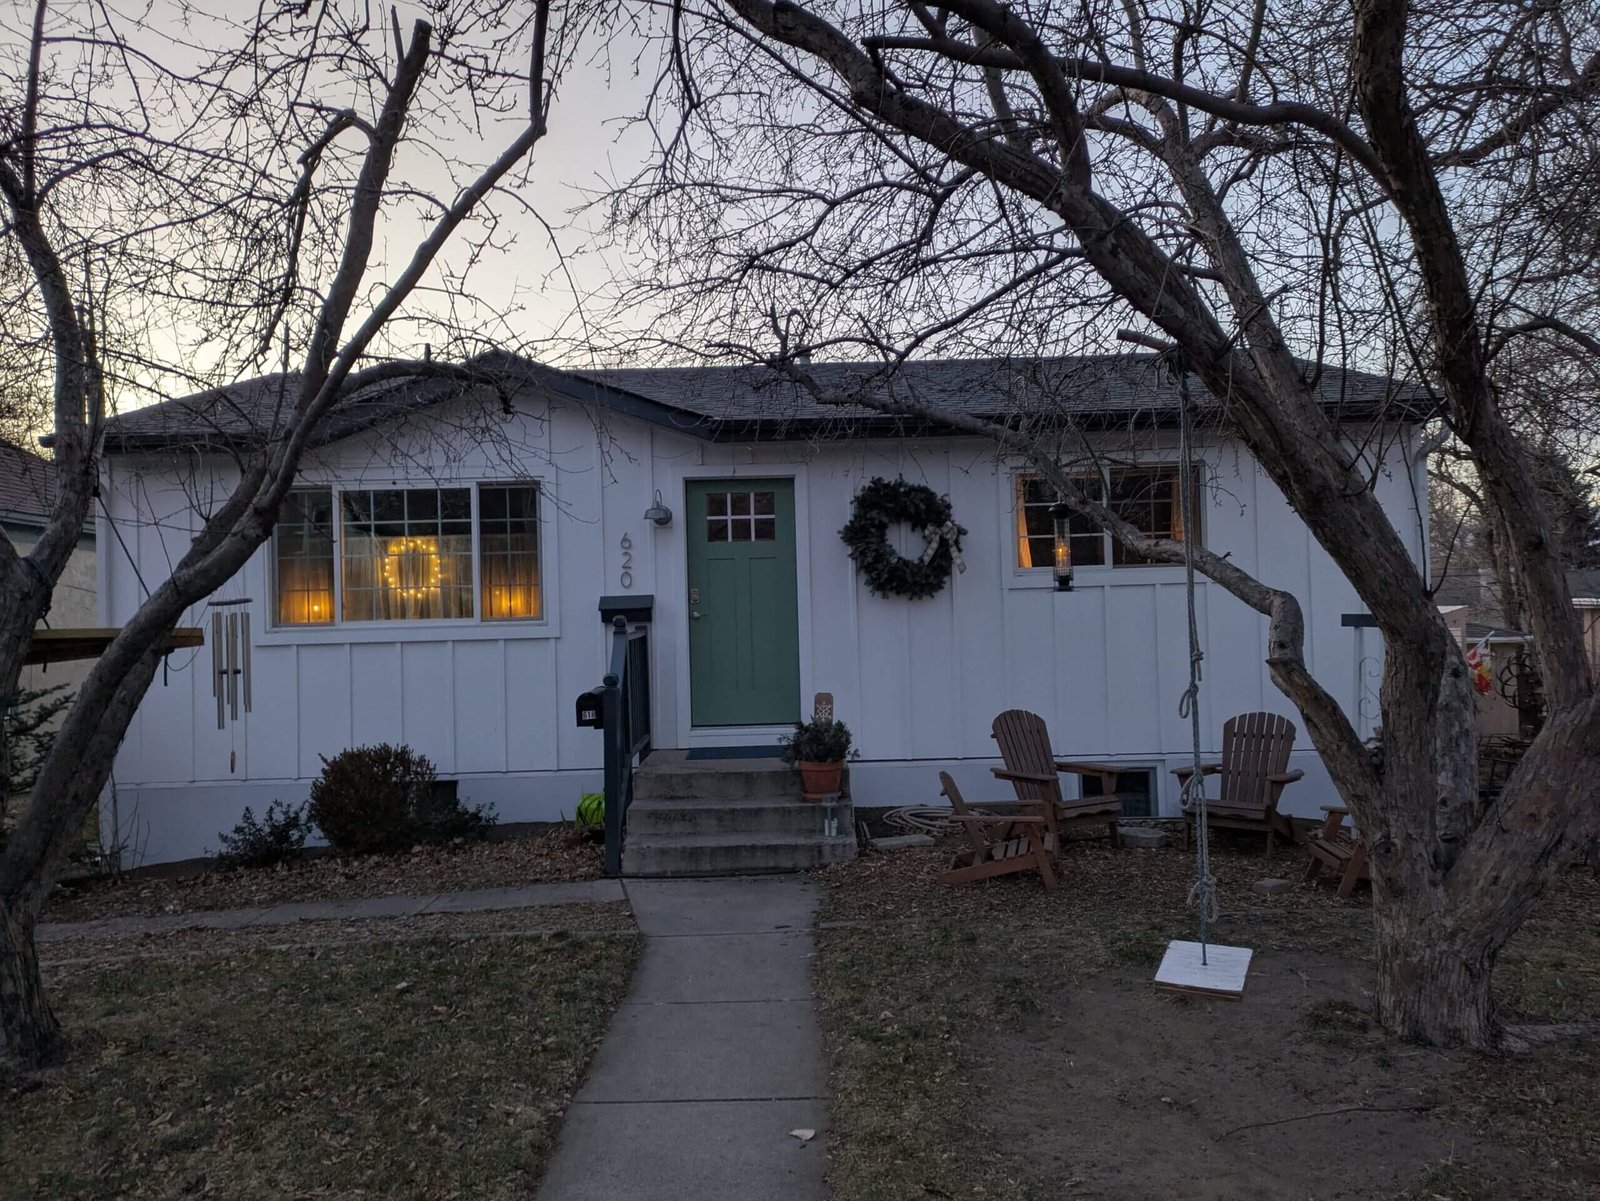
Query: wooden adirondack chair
990 709 1125 847
1174 711 1304 853
1304 806 1370 897
936 772 1057 890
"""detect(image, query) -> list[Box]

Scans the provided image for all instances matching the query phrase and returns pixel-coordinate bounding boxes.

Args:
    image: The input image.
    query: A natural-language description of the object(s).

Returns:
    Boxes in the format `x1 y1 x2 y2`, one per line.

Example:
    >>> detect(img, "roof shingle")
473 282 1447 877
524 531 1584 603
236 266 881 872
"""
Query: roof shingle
102 350 1432 453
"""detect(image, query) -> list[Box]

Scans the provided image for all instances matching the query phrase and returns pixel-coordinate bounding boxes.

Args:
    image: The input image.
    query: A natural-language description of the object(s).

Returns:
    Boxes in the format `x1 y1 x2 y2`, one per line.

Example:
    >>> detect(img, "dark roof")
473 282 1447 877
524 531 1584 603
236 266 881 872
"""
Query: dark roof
103 351 1431 453
581 355 1430 438
1568 569 1600 600
0 443 57 523
102 351 711 454
1465 620 1530 643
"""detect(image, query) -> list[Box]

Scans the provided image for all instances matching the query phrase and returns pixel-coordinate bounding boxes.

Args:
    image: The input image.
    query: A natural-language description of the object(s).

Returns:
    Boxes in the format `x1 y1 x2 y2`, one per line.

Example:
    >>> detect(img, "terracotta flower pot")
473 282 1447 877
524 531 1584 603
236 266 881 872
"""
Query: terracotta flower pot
797 760 844 799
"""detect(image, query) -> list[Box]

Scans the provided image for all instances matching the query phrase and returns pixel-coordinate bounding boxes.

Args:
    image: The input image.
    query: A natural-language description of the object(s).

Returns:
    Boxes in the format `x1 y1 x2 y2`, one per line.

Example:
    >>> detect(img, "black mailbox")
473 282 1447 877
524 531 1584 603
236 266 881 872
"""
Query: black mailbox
575 689 604 729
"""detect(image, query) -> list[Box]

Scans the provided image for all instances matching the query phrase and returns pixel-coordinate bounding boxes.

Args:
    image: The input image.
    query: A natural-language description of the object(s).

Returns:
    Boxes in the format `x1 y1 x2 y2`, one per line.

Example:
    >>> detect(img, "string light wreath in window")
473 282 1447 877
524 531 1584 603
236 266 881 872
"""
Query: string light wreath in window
383 536 442 599
840 477 966 600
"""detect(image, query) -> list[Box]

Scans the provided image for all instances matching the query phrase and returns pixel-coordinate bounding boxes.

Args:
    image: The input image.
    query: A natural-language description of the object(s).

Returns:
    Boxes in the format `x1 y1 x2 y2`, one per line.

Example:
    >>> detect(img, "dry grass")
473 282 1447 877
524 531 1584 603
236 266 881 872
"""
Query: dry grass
42 901 638 968
47 828 602 923
2 930 640 1200
813 837 1600 1201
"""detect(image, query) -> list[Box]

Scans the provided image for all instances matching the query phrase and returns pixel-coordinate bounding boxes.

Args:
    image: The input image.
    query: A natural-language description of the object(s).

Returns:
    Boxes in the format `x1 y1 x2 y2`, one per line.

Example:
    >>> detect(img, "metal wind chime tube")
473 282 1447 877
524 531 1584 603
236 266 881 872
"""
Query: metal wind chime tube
209 599 253 730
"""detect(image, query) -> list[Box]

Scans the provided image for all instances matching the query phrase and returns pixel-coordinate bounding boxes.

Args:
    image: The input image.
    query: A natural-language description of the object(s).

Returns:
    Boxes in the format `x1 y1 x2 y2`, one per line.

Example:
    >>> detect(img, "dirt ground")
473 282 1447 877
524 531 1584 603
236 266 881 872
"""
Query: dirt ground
815 838 1600 1201
981 954 1515 1201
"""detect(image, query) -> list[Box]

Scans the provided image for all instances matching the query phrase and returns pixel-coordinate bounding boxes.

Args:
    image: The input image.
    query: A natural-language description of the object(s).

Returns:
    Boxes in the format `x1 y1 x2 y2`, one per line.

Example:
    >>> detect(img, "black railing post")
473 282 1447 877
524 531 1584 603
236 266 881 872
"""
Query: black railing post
601 615 627 877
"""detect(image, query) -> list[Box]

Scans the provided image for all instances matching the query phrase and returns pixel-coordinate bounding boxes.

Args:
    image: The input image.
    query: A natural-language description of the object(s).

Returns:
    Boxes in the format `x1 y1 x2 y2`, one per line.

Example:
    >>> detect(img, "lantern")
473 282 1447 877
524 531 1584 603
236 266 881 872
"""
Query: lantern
1049 502 1073 591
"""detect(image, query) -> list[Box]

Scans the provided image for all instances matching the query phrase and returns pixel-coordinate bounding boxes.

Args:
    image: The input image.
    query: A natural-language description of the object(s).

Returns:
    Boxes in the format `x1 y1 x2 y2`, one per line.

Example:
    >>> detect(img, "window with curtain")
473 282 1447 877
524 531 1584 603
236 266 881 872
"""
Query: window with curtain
274 489 335 624
272 483 542 625
478 485 542 620
1014 466 1200 572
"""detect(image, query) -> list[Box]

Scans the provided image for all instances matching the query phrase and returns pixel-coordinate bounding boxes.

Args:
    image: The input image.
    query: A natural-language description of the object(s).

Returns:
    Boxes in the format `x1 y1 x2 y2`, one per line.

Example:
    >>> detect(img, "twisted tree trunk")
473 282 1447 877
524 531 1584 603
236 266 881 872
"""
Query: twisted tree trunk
0 899 58 1074
1373 904 1499 1046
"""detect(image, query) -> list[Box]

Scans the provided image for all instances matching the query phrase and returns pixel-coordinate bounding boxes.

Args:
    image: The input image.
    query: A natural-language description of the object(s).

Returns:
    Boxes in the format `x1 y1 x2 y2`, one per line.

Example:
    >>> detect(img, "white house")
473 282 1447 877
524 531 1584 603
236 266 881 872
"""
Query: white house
98 353 1429 865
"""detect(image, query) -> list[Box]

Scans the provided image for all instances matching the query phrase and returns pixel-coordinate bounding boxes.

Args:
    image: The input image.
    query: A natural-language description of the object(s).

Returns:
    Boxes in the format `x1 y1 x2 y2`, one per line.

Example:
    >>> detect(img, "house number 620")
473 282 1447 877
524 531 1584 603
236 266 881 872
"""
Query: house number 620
619 534 633 590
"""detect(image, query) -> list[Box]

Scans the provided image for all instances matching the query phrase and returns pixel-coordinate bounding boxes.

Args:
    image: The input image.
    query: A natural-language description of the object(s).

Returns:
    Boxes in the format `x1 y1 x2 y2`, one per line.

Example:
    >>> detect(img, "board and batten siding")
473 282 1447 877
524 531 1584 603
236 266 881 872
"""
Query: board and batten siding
98 387 1426 864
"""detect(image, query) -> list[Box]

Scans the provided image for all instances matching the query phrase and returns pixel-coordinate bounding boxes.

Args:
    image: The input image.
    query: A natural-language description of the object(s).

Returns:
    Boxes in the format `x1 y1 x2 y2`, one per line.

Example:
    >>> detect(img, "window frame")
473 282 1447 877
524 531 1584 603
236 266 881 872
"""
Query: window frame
1010 463 1205 581
268 478 550 634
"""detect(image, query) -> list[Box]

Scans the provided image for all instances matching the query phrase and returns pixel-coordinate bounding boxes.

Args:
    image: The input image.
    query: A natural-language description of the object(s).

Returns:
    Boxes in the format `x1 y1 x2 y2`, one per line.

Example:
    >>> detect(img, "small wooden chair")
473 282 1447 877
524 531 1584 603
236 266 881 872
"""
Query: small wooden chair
1304 806 1370 898
936 773 1056 890
1174 711 1304 854
990 709 1125 847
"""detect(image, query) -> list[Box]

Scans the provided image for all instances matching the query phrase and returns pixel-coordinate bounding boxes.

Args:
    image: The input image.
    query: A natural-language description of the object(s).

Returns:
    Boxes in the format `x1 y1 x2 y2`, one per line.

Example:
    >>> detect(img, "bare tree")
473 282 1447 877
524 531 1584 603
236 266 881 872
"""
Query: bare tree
0 0 586 1072
602 0 1600 1047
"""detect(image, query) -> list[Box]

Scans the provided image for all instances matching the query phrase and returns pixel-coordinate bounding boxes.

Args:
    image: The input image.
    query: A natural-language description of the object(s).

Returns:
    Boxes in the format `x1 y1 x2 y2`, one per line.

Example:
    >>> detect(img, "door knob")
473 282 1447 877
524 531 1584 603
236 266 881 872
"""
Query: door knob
692 610 704 620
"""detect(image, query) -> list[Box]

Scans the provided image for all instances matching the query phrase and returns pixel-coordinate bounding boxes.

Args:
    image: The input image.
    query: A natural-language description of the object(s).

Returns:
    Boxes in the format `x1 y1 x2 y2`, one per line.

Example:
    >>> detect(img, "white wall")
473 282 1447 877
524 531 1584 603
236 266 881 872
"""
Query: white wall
99 385 1425 863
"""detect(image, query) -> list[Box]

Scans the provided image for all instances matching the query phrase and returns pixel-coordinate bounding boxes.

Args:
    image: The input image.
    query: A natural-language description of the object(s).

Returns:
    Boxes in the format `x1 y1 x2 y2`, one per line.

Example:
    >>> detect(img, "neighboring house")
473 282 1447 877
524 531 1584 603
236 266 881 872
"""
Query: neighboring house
1569 569 1600 681
98 353 1430 865
1 444 98 696
1439 604 1531 738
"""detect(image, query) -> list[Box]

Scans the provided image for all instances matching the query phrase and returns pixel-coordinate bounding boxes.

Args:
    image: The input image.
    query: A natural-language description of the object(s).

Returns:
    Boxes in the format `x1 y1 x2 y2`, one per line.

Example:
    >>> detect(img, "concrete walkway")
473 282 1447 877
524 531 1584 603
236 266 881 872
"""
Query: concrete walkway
538 876 829 1201
37 878 625 943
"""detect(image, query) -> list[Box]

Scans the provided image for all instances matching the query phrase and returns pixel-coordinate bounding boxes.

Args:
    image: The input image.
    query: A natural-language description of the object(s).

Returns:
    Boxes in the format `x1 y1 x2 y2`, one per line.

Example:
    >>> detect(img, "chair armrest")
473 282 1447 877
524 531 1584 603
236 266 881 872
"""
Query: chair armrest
1055 760 1124 777
950 814 1046 825
1171 763 1221 779
992 768 1058 784
1319 805 1349 816
1267 770 1306 785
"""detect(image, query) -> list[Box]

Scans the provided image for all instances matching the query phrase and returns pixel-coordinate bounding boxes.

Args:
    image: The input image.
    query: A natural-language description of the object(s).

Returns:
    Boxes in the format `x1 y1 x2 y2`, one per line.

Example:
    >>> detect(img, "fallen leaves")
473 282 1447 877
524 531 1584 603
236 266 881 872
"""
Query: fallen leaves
47 829 604 924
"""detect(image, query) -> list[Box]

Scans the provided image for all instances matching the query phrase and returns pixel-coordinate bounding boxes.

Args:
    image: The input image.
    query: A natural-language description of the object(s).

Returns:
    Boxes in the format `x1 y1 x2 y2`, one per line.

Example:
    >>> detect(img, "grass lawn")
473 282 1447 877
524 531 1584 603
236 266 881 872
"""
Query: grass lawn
816 838 1600 1201
2 929 639 1200
47 828 603 924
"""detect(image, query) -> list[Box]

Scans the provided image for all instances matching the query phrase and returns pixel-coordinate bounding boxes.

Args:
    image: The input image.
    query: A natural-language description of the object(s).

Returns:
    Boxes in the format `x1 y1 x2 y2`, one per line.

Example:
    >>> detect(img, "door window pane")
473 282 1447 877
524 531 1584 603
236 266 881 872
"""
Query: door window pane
707 491 777 541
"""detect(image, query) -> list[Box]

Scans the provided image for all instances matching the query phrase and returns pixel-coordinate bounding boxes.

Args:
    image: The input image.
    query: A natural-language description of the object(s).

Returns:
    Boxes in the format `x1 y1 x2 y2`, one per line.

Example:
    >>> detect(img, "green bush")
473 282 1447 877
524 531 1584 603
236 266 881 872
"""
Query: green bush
306 743 493 855
780 716 854 764
216 800 311 869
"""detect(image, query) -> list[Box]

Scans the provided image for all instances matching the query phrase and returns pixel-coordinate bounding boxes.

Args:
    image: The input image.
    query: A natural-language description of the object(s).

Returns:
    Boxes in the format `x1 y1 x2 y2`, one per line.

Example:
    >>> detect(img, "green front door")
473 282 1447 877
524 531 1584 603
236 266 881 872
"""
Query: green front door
686 478 801 727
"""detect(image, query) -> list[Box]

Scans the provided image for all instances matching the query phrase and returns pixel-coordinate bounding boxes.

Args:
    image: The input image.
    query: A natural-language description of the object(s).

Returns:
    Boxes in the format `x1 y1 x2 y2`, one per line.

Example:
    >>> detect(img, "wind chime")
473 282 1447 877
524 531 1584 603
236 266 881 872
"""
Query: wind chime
210 598 253 733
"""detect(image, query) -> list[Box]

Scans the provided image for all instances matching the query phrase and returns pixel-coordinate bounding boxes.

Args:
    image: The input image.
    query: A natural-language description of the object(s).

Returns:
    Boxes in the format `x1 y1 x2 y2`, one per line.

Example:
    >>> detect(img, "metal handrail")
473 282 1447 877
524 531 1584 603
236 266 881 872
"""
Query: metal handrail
600 614 651 875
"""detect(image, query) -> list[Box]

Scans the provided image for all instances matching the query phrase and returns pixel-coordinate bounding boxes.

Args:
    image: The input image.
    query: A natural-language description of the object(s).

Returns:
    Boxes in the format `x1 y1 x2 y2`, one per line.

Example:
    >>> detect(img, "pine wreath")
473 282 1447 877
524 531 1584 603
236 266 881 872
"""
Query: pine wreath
840 477 967 599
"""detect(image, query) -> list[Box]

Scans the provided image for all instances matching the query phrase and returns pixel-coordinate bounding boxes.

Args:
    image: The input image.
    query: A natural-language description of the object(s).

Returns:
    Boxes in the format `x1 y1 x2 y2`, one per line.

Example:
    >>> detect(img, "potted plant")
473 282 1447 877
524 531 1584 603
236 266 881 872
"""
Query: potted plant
780 716 854 799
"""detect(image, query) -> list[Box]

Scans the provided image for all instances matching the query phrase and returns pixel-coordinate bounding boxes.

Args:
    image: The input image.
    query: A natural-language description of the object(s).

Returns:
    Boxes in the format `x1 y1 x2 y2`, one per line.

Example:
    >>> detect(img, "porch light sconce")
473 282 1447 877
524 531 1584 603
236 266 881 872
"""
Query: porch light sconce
1049 502 1074 592
644 489 673 527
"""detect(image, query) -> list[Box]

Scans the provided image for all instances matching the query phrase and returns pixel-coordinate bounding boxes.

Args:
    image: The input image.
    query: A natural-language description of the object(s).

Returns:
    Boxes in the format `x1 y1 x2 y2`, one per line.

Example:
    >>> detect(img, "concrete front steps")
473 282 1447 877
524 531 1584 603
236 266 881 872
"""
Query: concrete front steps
622 755 857 877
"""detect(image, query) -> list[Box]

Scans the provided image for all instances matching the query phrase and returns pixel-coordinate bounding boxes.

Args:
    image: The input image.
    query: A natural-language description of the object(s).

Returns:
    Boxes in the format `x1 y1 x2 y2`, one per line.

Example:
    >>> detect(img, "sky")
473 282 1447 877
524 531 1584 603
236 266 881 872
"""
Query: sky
2 0 665 415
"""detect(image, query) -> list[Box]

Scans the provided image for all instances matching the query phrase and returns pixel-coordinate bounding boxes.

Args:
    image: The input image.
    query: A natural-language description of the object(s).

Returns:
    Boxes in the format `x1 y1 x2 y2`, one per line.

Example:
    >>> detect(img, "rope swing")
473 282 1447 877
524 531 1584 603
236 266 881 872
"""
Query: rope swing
1146 341 1253 1000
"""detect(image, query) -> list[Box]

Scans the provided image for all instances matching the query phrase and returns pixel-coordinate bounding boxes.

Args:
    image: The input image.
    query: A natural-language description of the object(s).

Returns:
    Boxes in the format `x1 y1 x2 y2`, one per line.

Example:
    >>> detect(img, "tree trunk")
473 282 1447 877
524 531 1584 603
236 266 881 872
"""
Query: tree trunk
0 898 60 1073
1372 901 1502 1047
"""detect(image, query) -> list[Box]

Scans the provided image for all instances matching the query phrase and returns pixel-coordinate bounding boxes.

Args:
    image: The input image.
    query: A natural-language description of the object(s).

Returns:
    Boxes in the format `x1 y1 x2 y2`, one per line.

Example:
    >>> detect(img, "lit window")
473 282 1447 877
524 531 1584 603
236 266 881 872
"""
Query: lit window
1016 475 1105 570
272 483 543 626
479 485 542 620
1015 466 1199 571
274 489 335 625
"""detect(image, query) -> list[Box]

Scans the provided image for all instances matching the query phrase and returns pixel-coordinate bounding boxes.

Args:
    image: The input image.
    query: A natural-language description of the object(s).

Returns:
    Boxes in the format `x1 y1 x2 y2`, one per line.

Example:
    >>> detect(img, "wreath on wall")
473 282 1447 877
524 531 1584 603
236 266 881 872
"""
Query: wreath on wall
840 477 967 600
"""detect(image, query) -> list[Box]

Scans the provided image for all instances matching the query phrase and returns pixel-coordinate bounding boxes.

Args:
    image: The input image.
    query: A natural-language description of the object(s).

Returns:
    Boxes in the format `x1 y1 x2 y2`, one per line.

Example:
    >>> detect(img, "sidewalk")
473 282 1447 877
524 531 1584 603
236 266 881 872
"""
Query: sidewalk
538 876 830 1201
36 878 626 943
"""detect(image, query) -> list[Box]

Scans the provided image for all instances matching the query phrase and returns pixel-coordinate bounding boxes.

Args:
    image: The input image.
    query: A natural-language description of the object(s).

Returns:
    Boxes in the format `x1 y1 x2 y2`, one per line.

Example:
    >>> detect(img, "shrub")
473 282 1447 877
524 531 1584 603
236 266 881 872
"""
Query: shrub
779 716 854 764
216 800 311 869
307 743 493 854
